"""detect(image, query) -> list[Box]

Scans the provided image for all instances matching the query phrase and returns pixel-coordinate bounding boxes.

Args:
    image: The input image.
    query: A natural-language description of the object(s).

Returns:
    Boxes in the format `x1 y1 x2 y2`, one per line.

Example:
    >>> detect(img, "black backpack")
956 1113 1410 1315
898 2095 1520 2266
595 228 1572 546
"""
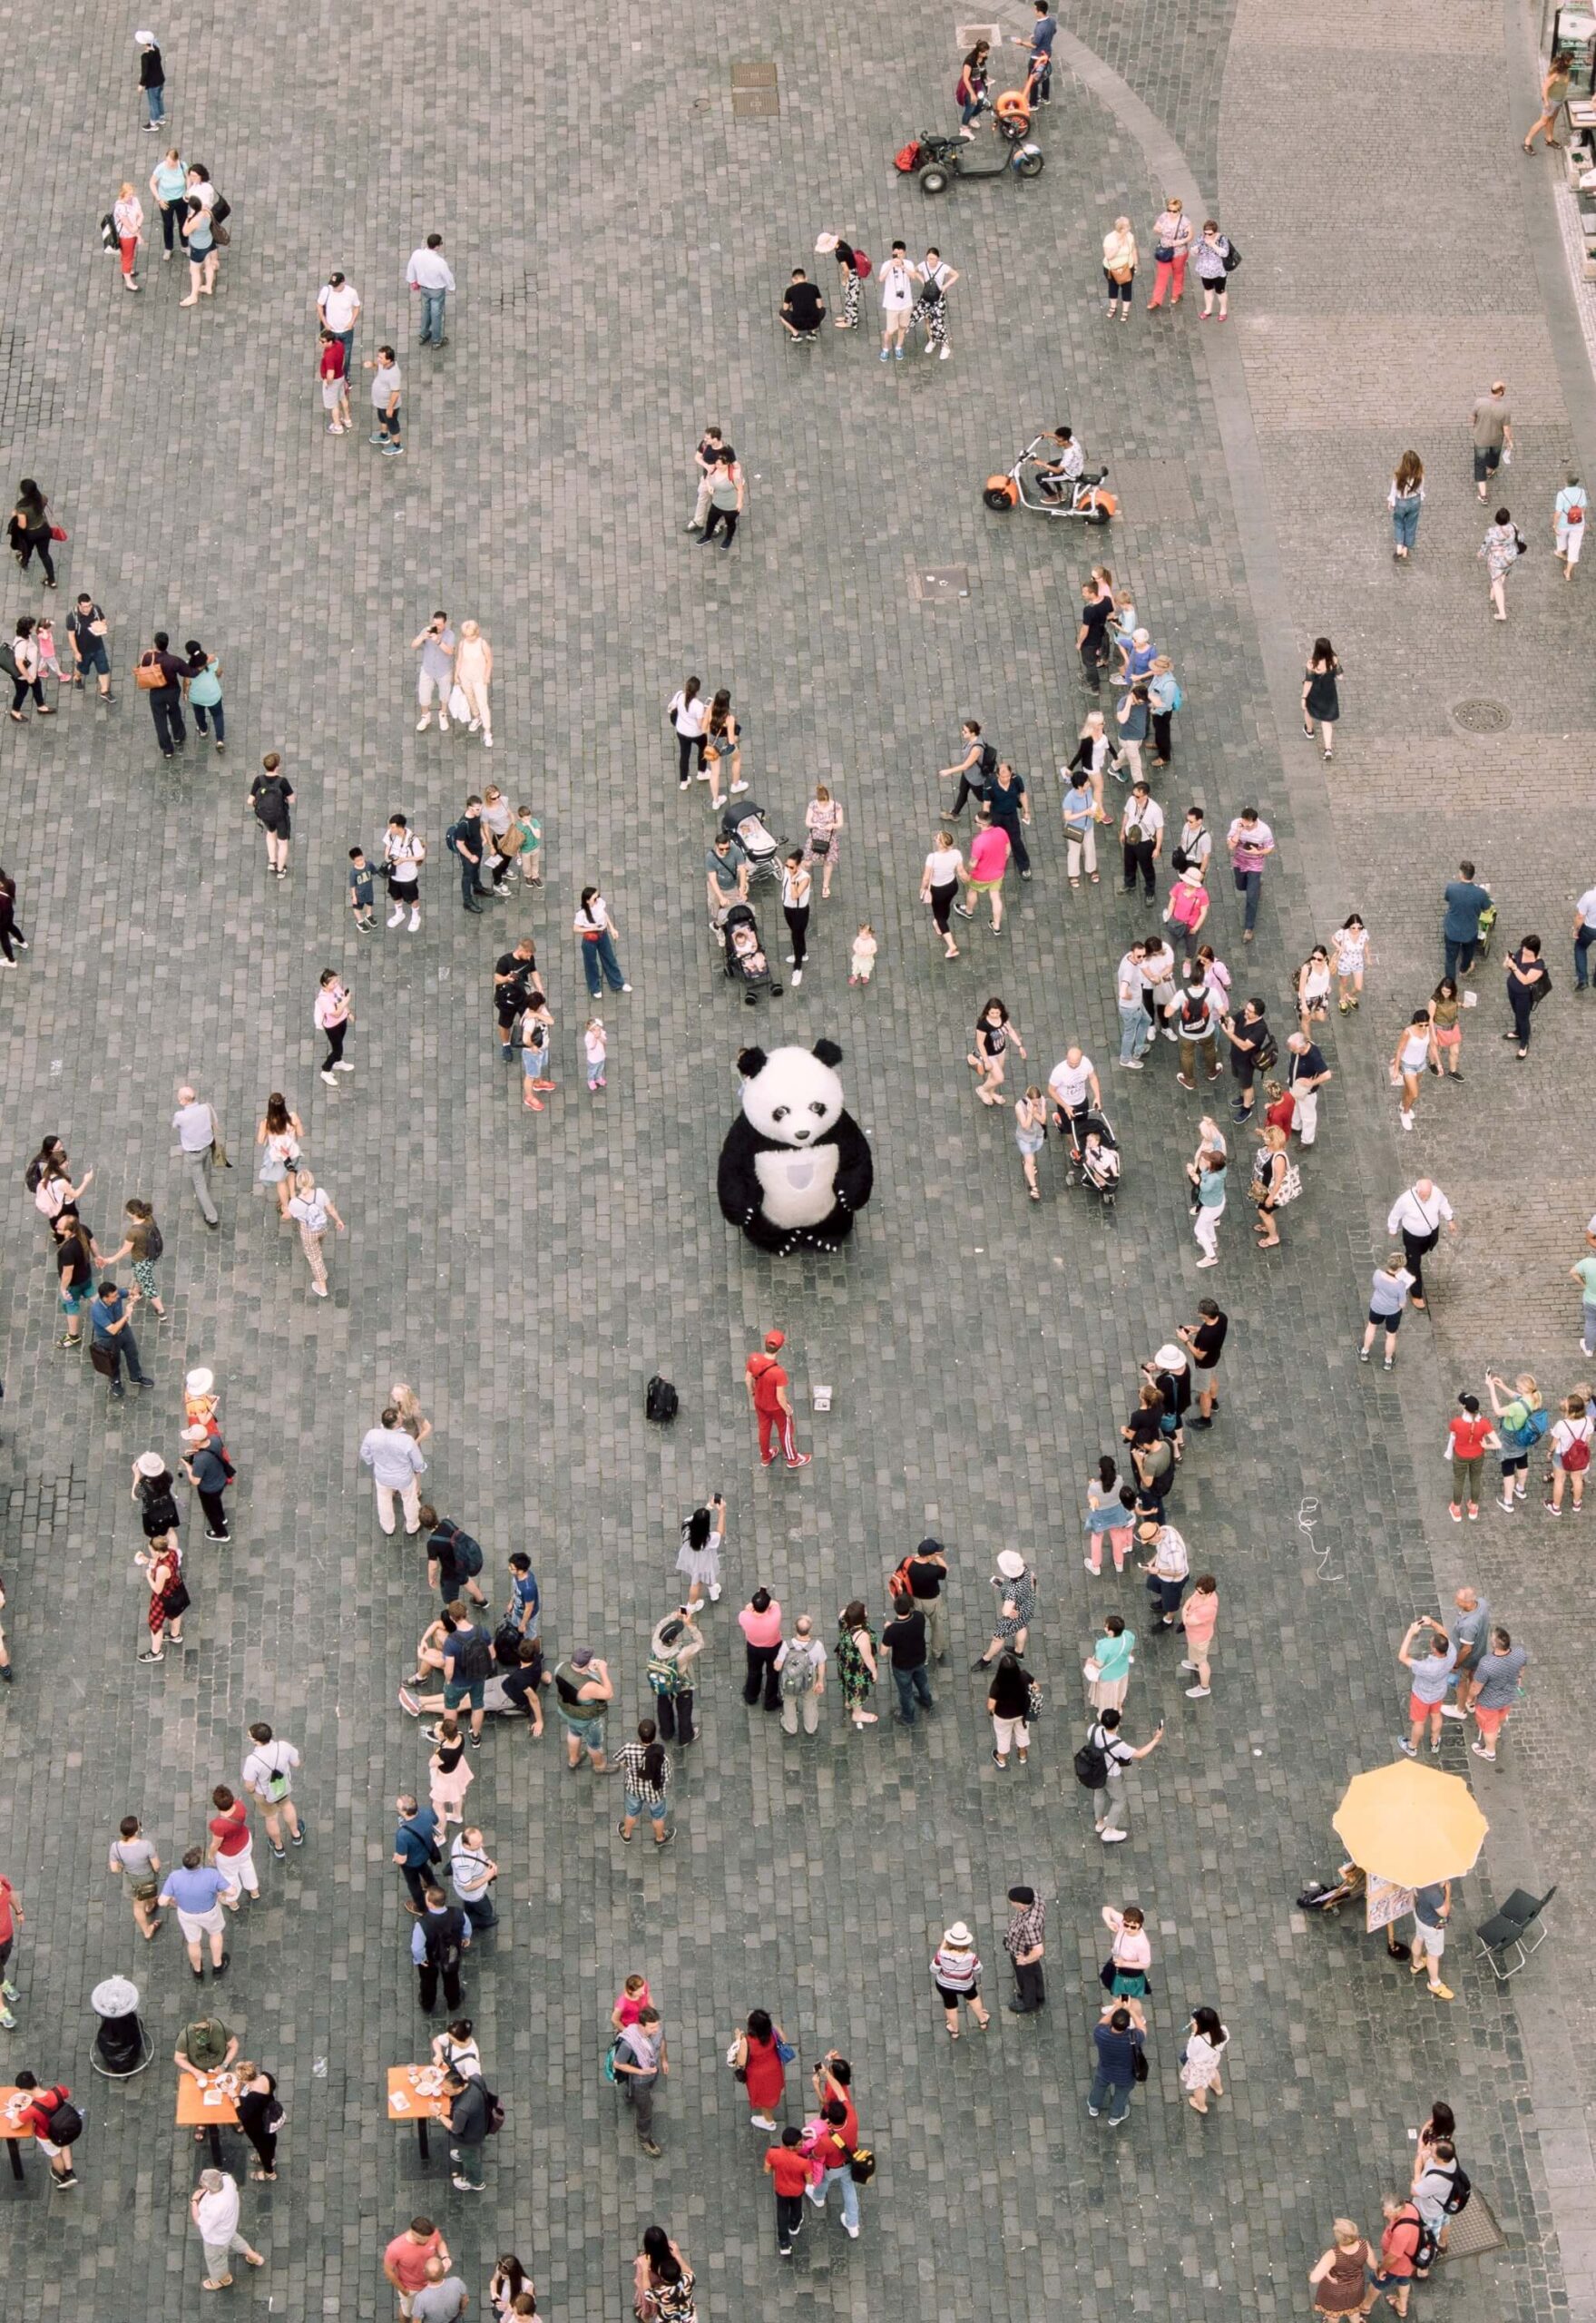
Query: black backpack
646 1376 679 1424
978 741 998 779
432 1519 483 1579
450 1629 493 1684
1254 1027 1278 1073
45 2097 83 2145
494 1619 524 1664
1073 1731 1109 1789
480 2081 505 2134
143 1220 164 1260
1438 2162 1472 2216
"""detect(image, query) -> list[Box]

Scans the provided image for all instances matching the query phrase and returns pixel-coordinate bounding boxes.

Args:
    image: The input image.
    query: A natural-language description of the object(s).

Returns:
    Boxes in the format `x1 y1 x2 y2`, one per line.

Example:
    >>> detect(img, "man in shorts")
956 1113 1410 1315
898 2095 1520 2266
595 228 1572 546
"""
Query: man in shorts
1178 1298 1228 1427
383 2219 448 2319
159 1847 232 1979
1397 1616 1455 1759
877 240 915 360
1408 1880 1453 1998
65 593 113 701
551 1646 612 1771
1469 381 1512 501
1440 1585 1491 1719
1468 1624 1528 1762
439 1605 494 1743
955 804 1012 932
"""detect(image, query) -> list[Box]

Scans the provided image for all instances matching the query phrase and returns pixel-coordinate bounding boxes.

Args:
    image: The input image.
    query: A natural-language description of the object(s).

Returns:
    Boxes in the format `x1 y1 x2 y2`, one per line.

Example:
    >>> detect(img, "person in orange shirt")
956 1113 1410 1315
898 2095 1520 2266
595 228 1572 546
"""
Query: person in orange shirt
744 1329 810 1468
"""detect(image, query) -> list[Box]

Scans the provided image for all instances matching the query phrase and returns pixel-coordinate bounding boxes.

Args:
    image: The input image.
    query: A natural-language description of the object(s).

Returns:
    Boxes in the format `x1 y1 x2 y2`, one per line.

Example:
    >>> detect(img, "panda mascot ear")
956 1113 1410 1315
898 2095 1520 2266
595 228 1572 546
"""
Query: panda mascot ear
737 1047 769 1078
812 1040 844 1068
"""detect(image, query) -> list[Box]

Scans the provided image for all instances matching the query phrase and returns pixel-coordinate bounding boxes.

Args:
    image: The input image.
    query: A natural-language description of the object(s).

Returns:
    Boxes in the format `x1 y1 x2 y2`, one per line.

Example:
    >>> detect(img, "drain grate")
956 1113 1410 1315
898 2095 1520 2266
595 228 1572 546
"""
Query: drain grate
1452 699 1512 734
731 58 779 116
912 566 970 603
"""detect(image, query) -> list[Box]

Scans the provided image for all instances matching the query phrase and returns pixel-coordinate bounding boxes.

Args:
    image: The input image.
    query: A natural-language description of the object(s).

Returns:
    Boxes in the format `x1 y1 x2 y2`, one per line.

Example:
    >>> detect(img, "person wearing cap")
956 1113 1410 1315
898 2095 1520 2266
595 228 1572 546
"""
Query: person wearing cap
744 1330 810 1469
814 232 864 330
1138 1516 1189 1628
551 1648 612 1771
318 270 361 389
972 1551 1035 1671
1004 1887 1046 2013
900 1538 949 1662
181 1424 232 1541
929 1922 990 2036
1145 1344 1191 1455
135 32 166 130
1470 380 1512 501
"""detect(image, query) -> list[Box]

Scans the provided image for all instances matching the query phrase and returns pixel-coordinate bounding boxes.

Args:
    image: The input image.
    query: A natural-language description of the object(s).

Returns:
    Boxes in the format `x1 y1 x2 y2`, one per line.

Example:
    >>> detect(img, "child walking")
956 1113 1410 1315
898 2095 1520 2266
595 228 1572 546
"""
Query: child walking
348 847 375 931
34 620 64 683
849 923 877 986
584 1017 607 1092
1013 1086 1046 1199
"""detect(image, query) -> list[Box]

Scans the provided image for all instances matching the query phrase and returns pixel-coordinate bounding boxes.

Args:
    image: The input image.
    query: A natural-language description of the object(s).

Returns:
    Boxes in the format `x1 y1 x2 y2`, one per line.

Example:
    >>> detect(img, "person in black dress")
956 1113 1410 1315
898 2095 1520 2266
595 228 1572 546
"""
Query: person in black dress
236 2063 279 2180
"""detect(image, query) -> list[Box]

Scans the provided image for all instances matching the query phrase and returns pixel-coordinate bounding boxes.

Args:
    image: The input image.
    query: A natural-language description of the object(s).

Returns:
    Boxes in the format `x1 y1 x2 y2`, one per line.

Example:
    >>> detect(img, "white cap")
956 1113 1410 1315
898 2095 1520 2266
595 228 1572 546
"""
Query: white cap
135 1450 165 1475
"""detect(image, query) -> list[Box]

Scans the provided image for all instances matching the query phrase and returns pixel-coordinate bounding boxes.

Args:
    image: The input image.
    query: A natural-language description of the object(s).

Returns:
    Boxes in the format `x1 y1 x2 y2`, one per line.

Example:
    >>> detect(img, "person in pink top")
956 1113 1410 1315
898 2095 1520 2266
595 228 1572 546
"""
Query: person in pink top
611 1973 652 2032
739 1586 784 1711
955 804 1013 932
1179 1573 1219 1698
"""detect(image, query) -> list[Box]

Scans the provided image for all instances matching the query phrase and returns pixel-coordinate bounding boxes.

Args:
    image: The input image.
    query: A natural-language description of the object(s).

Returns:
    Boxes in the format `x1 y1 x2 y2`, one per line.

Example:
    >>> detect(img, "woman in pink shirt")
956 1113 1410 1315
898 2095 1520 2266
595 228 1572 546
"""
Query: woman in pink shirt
739 1587 784 1711
957 812 1013 934
1179 1574 1219 1698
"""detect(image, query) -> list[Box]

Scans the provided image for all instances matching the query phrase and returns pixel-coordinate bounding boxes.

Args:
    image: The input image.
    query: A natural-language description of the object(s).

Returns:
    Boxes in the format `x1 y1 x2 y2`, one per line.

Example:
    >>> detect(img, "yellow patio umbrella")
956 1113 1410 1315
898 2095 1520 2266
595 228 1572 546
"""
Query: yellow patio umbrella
1332 1759 1489 1889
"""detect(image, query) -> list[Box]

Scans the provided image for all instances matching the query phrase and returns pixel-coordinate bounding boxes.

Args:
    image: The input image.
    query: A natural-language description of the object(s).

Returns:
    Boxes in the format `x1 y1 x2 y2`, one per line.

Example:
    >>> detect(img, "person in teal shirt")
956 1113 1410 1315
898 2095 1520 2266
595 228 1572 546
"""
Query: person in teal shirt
149 147 188 257
182 640 225 752
1089 1613 1135 1713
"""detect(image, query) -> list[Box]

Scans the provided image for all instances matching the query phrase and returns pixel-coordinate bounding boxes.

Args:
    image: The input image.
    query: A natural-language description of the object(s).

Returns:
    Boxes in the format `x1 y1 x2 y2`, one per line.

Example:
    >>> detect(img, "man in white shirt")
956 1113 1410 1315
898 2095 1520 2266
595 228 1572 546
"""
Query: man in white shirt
191 2170 261 2289
1386 1178 1455 1309
318 271 360 386
171 1083 222 1227
406 234 456 348
1138 935 1178 1042
1573 880 1596 989
1048 1047 1102 1154
1116 941 1150 1068
241 1721 303 1859
359 1404 428 1534
877 240 915 360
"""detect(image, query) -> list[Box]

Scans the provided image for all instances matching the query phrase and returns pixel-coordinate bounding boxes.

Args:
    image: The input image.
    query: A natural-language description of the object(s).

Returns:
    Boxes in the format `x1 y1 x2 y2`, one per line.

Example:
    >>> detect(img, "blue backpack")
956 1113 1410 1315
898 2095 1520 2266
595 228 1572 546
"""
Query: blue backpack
1503 1402 1550 1454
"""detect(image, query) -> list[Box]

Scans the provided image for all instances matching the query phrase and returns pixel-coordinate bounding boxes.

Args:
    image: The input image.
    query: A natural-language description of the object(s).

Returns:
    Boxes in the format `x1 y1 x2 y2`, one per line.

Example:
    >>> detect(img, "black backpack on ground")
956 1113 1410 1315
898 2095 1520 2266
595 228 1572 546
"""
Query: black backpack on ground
646 1376 679 1424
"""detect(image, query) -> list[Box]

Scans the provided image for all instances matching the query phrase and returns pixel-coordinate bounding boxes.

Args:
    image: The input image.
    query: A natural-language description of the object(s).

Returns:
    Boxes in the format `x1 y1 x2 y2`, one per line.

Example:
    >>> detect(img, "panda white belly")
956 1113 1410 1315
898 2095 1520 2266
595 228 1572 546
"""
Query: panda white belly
755 1142 841 1228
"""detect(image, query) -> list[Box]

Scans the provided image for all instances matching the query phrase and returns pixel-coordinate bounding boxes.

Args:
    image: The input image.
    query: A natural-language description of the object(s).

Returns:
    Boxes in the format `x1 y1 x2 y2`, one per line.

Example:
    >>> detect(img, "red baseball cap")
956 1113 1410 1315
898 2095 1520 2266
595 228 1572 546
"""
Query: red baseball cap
763 1330 787 1350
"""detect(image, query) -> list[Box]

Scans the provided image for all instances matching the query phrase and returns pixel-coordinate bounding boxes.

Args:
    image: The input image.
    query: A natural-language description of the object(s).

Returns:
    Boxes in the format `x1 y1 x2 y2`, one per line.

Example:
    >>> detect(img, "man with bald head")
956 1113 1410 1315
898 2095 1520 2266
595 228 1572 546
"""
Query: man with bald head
1386 1178 1454 1310
171 1083 223 1228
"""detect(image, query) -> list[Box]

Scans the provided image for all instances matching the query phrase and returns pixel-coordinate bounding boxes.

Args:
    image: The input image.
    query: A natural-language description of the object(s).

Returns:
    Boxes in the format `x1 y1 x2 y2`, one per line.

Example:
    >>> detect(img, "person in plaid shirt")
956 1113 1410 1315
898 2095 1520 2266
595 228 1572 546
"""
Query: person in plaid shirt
1004 1886 1046 2014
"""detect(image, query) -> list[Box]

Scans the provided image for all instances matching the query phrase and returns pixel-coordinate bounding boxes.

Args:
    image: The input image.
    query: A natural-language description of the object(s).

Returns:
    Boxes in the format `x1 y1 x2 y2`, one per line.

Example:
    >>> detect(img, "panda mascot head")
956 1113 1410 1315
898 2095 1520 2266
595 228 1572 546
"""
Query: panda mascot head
717 1039 875 1256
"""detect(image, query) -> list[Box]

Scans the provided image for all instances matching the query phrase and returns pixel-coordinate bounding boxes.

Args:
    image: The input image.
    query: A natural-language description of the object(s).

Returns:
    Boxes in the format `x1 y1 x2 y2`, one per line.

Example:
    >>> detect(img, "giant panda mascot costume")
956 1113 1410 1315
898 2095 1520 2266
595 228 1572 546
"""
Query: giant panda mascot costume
717 1039 875 1255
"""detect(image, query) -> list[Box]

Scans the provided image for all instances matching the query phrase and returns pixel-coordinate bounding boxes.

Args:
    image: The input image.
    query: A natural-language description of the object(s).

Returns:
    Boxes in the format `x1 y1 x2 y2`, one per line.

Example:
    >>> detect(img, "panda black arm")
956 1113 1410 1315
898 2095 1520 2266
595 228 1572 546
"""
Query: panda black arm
828 1111 875 1214
717 1118 764 1228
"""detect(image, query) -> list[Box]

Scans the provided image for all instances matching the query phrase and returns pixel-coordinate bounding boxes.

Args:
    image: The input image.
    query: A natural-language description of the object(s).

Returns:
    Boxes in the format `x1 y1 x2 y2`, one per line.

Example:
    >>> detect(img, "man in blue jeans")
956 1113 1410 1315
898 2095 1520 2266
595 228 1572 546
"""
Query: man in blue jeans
881 1595 933 1725
1089 2005 1144 2124
392 1794 441 1916
406 234 456 348
806 2098 862 2236
89 1280 153 1398
1441 859 1492 982
1226 807 1273 940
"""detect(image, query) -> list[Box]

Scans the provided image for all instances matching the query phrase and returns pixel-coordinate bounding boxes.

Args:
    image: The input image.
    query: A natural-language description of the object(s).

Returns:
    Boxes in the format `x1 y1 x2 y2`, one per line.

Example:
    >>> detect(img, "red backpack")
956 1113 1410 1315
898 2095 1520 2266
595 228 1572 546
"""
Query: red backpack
853 248 872 279
894 142 921 172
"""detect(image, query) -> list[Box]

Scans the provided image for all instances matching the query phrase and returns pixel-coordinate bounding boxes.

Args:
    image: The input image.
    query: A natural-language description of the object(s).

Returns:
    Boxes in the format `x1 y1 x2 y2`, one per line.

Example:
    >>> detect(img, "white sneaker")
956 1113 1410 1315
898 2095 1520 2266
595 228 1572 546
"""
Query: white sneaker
310 1282 328 1297
387 906 405 926
708 1583 721 1601
1101 1829 1128 1843
467 720 481 733
438 718 450 734
1437 1704 1466 1720
1184 1684 1209 1698
842 2221 859 2239
320 1071 338 1085
1179 1661 1197 1672
408 909 421 931
791 968 803 985
483 734 493 748
416 716 431 731
939 344 951 359
334 1060 355 1072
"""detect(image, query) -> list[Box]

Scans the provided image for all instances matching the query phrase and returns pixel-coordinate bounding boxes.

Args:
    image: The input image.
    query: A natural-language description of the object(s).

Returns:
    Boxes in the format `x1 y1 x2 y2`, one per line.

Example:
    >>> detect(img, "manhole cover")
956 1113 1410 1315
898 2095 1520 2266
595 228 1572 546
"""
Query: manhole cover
730 59 778 85
1452 699 1511 733
731 86 780 117
912 566 970 603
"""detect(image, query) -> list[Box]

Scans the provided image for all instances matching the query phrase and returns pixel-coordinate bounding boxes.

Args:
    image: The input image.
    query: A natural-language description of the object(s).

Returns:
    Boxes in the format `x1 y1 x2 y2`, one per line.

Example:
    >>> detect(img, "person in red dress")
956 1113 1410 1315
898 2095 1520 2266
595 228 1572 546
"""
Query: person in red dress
730 2007 788 2131
744 1329 811 1469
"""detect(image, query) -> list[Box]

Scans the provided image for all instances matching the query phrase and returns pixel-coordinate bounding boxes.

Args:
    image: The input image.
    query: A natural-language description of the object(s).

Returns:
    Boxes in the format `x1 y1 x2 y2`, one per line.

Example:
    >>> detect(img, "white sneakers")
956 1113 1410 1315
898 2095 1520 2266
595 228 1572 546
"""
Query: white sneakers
387 905 405 926
408 908 421 932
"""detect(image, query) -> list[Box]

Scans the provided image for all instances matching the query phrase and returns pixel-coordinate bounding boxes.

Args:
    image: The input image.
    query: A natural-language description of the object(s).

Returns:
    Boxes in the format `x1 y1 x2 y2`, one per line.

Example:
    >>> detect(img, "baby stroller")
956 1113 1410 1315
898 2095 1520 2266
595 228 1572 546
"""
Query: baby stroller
721 899 782 1006
1067 1107 1121 1211
720 801 783 886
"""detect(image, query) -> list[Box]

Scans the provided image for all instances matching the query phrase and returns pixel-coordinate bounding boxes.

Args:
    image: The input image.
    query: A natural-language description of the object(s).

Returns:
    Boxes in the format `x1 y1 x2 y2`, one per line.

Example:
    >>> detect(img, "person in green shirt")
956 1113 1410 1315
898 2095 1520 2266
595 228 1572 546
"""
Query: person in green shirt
1572 1253 1596 1358
1088 1614 1136 1713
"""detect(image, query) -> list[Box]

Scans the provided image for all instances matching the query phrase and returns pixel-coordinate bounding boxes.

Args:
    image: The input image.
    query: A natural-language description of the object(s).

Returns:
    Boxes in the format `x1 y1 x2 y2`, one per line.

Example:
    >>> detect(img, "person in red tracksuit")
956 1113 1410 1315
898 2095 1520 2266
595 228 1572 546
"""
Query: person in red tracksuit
745 1330 811 1469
